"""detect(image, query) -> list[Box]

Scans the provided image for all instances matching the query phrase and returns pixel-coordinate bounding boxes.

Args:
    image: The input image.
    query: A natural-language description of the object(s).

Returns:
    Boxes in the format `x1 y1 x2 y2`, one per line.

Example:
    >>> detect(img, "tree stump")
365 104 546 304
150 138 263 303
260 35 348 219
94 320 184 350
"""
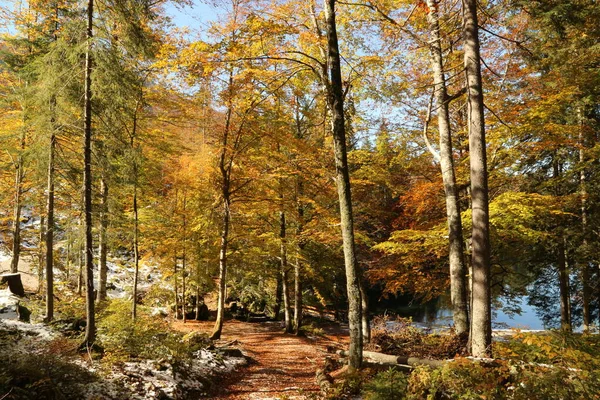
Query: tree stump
1 273 25 296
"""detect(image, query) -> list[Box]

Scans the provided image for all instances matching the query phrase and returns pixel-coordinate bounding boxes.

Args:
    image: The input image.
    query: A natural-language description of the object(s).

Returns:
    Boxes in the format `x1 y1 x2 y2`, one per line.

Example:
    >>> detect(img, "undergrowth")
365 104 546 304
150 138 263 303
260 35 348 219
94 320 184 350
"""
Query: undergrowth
360 325 600 400
367 315 467 359
97 299 210 363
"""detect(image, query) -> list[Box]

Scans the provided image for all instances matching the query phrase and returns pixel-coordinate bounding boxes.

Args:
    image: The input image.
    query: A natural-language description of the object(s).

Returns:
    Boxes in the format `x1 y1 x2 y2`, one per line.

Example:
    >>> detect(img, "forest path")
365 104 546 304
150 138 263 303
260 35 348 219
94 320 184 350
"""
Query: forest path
172 319 348 399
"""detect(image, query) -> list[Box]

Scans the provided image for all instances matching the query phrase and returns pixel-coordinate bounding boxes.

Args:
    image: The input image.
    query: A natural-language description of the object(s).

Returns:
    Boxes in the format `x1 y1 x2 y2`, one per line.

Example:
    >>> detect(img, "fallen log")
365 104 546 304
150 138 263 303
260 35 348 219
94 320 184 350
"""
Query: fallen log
336 350 447 368
315 357 335 394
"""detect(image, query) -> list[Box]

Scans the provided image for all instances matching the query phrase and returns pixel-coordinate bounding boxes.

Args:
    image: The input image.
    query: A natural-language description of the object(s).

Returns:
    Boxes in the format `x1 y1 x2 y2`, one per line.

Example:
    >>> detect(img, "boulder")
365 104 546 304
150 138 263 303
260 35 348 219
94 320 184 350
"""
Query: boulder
1 273 25 296
196 303 209 320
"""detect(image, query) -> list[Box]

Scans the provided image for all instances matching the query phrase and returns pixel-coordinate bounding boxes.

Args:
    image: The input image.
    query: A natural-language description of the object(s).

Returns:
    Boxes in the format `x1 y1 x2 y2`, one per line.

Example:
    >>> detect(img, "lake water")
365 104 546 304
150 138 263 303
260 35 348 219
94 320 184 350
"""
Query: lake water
386 296 546 331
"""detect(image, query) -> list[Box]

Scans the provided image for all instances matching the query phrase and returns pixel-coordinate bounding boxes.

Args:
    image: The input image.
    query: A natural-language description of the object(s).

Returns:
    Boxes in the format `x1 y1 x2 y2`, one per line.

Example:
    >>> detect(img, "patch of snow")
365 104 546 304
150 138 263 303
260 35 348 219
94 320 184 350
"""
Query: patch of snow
0 319 56 340
0 250 10 262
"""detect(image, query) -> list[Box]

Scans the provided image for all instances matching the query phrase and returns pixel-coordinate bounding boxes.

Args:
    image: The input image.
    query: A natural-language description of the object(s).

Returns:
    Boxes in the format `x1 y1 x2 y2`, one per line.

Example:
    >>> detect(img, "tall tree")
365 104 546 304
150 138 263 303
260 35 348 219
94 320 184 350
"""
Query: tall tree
324 0 362 371
426 0 469 336
462 0 491 357
81 0 96 347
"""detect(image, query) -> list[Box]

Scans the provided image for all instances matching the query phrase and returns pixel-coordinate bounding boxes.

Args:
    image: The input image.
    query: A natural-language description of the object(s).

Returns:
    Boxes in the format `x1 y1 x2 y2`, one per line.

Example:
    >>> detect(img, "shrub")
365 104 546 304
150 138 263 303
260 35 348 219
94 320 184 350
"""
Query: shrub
368 315 467 359
362 368 408 400
97 299 202 362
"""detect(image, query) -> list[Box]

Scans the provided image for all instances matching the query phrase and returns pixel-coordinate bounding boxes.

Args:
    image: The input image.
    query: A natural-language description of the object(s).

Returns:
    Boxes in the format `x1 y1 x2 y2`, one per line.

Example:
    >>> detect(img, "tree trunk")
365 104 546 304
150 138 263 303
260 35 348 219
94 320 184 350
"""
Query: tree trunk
280 207 293 333
173 256 179 319
360 281 370 344
578 108 591 332
38 215 45 292
211 194 230 340
82 0 96 347
211 76 234 341
274 265 283 320
462 0 491 357
77 240 83 296
294 179 304 335
131 183 140 320
294 254 303 334
45 118 56 322
10 146 24 274
182 194 187 323
98 177 108 302
553 157 571 332
427 0 469 336
196 251 201 320
557 237 571 332
324 0 362 371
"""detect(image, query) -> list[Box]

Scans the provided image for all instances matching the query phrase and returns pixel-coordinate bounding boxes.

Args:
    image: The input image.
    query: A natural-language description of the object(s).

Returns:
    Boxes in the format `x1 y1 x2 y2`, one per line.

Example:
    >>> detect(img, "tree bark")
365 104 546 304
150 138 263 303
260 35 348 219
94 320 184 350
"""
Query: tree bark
211 71 234 340
557 237 571 332
578 108 591 332
10 134 25 274
98 177 108 302
324 0 362 371
77 239 83 296
280 206 293 333
82 0 96 347
38 215 45 291
181 193 187 323
274 265 283 320
45 109 56 322
427 0 469 336
173 256 179 319
211 194 230 340
462 0 491 357
131 182 140 319
360 281 370 344
552 157 571 332
294 179 304 335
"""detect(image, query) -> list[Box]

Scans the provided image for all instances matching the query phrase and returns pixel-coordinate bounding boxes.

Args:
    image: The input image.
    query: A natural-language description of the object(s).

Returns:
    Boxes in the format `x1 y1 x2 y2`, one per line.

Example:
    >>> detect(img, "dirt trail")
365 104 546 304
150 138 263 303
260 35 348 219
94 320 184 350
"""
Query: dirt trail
173 319 348 399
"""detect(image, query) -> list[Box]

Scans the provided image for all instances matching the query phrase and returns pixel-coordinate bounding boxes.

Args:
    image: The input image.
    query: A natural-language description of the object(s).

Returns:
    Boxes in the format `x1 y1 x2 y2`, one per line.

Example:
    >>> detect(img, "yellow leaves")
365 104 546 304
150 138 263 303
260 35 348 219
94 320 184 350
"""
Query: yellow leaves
486 192 569 244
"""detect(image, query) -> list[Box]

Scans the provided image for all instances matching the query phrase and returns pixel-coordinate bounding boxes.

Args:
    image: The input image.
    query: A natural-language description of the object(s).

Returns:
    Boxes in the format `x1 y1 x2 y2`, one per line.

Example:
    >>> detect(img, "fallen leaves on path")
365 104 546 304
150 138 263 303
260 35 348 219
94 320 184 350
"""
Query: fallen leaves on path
172 319 348 399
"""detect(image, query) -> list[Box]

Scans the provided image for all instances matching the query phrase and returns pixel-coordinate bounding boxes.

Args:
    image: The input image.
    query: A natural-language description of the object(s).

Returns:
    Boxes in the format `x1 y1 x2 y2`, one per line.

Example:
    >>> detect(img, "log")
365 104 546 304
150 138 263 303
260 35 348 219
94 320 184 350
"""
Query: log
315 356 335 394
336 349 448 368
1 273 25 296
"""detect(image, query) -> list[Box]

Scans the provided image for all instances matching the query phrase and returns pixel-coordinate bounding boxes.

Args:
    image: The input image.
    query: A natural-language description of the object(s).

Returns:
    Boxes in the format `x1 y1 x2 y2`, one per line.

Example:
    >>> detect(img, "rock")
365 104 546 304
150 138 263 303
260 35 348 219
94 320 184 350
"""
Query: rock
153 359 170 371
17 304 30 322
183 331 210 349
197 303 209 321
0 273 25 296
154 389 172 400
218 347 244 358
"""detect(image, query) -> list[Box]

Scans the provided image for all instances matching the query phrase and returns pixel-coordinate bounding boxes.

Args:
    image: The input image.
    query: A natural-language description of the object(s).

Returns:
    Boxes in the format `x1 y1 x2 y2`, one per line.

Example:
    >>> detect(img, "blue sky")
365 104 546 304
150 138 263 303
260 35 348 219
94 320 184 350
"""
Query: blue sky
163 1 219 31
0 1 219 35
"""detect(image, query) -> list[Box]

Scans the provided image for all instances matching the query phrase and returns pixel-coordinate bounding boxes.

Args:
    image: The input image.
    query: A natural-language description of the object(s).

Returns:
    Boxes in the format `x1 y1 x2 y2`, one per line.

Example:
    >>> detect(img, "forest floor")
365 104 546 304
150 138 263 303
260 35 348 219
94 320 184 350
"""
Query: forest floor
172 319 349 399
